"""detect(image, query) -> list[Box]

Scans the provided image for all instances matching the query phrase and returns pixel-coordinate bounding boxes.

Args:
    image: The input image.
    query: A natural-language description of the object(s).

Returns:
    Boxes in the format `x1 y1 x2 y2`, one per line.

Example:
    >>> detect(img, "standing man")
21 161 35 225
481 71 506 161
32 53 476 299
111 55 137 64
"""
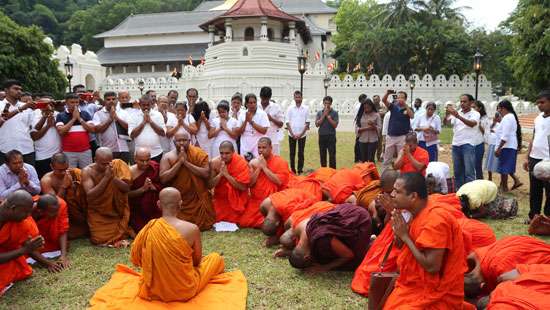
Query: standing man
117 90 140 163
238 93 269 159
0 80 35 165
31 99 61 179
73 84 99 157
524 90 550 223
259 86 284 155
128 95 166 163
56 93 95 168
286 90 309 174
167 90 178 111
315 96 339 169
92 91 130 163
382 90 413 169
186 88 199 115
444 94 480 189
145 90 157 107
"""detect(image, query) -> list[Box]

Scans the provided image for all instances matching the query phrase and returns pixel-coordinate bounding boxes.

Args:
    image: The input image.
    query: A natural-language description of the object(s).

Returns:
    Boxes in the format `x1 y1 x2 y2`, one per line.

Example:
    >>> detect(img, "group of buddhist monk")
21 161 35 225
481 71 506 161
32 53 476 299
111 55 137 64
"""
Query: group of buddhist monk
1 132 550 309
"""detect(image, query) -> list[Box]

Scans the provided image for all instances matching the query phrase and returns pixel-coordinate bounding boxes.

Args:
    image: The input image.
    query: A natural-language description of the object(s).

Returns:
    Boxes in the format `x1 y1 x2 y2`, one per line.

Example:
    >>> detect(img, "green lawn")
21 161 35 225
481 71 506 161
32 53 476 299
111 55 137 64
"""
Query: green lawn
2 130 546 309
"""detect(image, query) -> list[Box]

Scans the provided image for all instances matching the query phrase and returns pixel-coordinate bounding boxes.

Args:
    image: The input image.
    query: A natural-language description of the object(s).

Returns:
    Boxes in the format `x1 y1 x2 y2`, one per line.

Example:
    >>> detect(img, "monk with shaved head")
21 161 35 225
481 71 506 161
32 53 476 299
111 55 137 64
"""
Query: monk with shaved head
209 141 250 224
82 147 134 247
128 147 161 232
130 187 224 302
160 131 215 230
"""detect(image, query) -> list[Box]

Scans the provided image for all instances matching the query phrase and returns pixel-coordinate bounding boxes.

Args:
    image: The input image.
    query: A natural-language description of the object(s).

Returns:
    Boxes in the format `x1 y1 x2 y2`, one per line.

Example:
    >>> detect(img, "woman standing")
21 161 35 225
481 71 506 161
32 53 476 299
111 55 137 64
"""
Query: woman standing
495 100 523 192
209 100 240 157
192 101 213 157
414 102 441 162
473 101 489 179
355 98 381 162
484 112 501 181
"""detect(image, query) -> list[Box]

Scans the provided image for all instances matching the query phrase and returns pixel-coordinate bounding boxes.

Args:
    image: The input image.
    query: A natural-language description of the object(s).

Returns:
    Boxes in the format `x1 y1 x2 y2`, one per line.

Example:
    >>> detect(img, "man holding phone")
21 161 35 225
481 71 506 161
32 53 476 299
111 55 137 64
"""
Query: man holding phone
381 89 414 170
31 98 61 178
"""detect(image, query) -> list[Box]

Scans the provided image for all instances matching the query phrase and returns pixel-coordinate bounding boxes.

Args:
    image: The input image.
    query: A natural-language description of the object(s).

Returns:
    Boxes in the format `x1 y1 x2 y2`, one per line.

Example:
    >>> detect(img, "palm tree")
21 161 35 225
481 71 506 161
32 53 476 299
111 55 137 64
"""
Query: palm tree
381 0 419 26
415 0 470 21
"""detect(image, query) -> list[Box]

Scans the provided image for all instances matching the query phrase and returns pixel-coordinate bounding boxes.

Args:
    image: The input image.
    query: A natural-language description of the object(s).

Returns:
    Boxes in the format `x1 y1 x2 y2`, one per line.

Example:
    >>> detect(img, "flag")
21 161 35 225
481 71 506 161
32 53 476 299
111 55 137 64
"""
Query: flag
188 55 193 65
315 51 321 61
200 56 205 65
353 63 361 72
327 62 335 72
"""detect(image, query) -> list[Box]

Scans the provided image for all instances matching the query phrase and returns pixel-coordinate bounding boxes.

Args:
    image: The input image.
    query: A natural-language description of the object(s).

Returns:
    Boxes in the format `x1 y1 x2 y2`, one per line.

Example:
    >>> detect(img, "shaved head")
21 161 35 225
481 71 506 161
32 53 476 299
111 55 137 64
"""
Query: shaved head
95 147 113 161
37 194 58 210
135 147 151 159
51 153 68 165
3 190 34 221
262 216 280 236
258 137 272 146
159 187 182 212
289 247 311 269
380 169 400 192
219 141 234 152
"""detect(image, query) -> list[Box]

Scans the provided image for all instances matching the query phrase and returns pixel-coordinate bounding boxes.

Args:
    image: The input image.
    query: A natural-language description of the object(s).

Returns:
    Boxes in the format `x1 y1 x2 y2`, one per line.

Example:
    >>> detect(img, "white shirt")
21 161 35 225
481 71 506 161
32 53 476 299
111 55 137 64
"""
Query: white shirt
127 110 166 158
286 103 309 136
210 117 239 158
260 102 284 144
415 114 442 146
479 116 492 144
0 100 34 154
448 109 481 146
488 122 500 146
531 113 550 160
239 109 270 157
426 162 450 194
91 107 130 153
496 113 518 150
231 109 246 126
382 111 391 136
31 110 61 160
195 120 212 157
159 112 177 153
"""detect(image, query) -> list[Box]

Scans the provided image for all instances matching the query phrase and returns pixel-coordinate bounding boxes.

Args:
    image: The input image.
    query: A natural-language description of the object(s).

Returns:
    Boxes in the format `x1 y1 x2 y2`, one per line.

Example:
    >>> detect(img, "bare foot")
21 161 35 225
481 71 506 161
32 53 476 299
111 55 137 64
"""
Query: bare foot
511 182 523 191
273 248 290 258
264 235 280 247
113 239 131 248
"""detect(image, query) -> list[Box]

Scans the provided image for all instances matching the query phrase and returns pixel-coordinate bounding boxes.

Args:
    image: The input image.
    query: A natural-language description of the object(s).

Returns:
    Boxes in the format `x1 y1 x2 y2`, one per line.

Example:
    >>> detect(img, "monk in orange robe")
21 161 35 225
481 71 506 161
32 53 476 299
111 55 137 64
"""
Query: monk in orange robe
465 236 550 298
241 137 290 228
82 147 134 247
210 141 250 224
306 167 336 184
130 187 224 302
383 173 467 309
40 152 88 239
457 218 496 250
322 164 377 203
486 264 550 310
160 131 215 231
31 194 70 269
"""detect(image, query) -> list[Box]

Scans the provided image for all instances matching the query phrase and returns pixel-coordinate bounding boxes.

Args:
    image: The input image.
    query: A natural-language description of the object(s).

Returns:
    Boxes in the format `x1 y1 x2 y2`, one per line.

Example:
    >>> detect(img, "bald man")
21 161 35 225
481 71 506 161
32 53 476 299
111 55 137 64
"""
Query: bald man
82 147 134 246
128 148 162 232
160 131 215 230
393 133 429 176
209 141 250 224
130 187 224 302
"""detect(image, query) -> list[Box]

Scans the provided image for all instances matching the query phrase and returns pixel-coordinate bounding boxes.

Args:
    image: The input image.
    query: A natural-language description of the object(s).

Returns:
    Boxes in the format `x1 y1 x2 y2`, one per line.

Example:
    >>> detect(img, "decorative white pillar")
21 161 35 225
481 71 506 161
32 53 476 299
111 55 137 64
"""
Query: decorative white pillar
208 25 215 47
123 66 127 74
137 65 141 73
151 64 155 73
166 64 170 72
260 17 268 41
289 21 296 43
225 18 233 43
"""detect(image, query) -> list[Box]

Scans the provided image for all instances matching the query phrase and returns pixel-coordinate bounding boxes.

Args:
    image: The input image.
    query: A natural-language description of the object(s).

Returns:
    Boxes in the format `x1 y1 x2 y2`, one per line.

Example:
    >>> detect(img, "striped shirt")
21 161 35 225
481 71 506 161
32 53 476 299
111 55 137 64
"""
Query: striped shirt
55 109 93 152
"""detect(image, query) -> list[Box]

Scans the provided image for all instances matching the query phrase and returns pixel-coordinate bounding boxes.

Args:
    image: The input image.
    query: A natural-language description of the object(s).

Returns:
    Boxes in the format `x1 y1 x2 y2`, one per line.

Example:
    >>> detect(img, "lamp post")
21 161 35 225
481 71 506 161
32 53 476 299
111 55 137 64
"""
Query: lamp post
297 52 307 95
64 56 73 93
473 49 484 102
409 77 416 107
138 80 145 95
323 75 331 97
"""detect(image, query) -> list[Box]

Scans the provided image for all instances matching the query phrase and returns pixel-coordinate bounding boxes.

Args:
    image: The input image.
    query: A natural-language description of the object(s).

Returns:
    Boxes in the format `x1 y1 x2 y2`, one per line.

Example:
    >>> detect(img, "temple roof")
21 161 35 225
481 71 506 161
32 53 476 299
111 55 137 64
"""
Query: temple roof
194 0 337 15
96 43 208 65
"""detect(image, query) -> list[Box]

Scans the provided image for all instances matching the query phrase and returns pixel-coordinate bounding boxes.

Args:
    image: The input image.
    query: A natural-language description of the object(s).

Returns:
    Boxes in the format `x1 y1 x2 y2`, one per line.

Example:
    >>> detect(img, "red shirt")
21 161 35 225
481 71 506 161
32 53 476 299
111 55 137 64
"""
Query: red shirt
400 147 429 175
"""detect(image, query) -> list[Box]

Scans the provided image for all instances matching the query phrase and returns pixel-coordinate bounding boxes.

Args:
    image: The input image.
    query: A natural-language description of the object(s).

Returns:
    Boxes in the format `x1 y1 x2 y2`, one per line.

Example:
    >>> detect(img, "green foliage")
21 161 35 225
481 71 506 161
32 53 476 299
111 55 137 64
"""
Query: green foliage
0 12 67 98
505 0 550 99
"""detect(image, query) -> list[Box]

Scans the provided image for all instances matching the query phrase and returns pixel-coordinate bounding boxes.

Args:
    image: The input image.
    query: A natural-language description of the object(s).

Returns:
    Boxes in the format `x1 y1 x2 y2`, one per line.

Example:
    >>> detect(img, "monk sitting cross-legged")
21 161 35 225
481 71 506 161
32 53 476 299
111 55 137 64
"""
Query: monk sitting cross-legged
31 194 70 270
130 187 225 302
40 153 88 239
241 137 290 228
128 148 162 233
82 147 134 247
160 131 215 231
209 141 250 224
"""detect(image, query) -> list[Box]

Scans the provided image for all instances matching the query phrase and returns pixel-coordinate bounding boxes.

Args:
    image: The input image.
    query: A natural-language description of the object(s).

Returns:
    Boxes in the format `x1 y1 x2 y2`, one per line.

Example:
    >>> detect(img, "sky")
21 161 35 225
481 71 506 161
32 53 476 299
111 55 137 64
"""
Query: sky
455 0 518 30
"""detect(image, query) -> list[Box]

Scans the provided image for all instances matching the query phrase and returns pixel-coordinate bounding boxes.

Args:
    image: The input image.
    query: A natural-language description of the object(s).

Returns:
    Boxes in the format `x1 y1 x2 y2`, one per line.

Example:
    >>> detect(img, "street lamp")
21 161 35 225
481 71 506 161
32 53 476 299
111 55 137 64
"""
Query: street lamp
297 52 307 95
138 80 145 95
323 75 331 97
409 77 416 106
64 56 73 93
473 49 484 101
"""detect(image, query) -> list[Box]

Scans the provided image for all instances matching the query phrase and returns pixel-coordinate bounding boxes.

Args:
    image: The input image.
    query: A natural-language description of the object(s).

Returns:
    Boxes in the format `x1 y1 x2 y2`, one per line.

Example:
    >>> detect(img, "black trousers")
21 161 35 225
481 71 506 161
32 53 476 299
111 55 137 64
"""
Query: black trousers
289 136 306 173
528 157 550 219
0 151 35 166
35 158 52 180
90 140 99 159
151 153 163 163
354 137 360 163
113 152 131 164
319 134 336 169
359 141 378 163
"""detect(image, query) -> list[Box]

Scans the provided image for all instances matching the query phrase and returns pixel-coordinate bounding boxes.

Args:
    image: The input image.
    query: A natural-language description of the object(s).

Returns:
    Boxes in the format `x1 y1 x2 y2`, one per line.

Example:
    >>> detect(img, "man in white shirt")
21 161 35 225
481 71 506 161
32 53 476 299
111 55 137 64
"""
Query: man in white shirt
128 95 166 162
286 91 309 174
0 80 35 166
238 93 269 160
117 90 141 163
259 87 284 155
92 91 130 163
524 90 550 222
426 161 451 194
31 99 61 179
444 94 480 190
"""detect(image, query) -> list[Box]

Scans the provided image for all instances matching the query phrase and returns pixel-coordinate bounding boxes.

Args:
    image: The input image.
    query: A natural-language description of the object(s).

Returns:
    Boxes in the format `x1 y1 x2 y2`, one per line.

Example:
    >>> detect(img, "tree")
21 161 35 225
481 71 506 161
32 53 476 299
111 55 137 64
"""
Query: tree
0 12 67 98
414 0 469 22
382 0 419 26
505 0 550 99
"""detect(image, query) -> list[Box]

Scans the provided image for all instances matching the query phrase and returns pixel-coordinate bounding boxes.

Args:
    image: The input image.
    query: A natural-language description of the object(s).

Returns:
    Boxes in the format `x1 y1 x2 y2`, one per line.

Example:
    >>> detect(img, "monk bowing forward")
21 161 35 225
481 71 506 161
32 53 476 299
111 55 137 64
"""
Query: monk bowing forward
209 141 250 224
82 147 134 247
160 131 215 231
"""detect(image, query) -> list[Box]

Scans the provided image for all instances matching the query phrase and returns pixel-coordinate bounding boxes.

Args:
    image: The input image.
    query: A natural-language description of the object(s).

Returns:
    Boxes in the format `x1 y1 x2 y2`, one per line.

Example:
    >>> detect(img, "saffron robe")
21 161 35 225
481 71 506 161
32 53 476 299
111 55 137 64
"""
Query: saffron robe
308 167 337 183
33 196 69 252
270 188 321 224
87 159 134 245
289 201 335 230
168 146 215 231
65 168 88 239
240 155 289 228
213 153 250 223
353 180 382 208
322 169 365 203
457 218 496 250
352 162 380 185
129 161 162 233
0 217 39 293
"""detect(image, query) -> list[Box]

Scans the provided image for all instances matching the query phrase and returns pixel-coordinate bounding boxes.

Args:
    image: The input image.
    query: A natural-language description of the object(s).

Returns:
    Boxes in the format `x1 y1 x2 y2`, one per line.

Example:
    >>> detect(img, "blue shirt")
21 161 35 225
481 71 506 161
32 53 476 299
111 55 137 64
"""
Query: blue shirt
0 163 41 199
388 102 412 136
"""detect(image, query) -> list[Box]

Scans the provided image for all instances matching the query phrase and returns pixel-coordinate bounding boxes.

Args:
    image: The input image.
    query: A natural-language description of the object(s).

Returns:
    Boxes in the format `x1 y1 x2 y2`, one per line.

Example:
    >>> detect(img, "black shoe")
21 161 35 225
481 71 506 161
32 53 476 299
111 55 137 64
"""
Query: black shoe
291 169 297 174
298 171 303 175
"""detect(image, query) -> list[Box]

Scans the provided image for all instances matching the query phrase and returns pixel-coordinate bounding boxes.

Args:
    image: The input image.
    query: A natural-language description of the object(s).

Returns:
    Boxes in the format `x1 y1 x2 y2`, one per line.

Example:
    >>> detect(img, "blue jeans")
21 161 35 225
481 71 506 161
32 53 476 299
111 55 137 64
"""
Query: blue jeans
452 144 476 190
475 143 485 179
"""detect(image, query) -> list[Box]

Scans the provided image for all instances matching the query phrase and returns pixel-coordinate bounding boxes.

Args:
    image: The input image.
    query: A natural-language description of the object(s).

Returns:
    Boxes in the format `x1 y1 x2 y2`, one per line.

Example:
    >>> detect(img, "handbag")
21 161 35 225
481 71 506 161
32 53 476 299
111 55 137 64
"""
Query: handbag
528 214 550 236
368 240 399 310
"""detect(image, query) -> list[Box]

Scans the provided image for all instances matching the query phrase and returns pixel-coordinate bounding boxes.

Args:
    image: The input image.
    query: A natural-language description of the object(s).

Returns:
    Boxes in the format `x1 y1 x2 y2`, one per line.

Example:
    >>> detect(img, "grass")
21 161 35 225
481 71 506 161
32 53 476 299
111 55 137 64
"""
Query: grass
2 130 548 309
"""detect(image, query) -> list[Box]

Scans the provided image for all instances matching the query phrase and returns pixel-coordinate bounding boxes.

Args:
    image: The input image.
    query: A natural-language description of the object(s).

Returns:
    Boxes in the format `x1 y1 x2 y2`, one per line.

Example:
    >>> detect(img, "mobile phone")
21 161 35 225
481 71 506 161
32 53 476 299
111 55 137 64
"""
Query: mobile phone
35 101 49 110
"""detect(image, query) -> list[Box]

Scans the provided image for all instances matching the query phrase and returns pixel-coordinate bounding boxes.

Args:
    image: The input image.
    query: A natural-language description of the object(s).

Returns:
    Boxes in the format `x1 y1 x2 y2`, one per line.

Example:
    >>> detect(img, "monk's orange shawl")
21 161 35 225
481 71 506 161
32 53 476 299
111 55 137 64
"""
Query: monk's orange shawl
213 153 250 223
